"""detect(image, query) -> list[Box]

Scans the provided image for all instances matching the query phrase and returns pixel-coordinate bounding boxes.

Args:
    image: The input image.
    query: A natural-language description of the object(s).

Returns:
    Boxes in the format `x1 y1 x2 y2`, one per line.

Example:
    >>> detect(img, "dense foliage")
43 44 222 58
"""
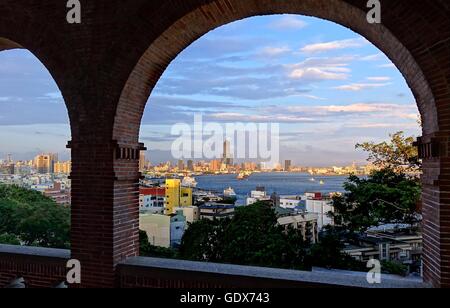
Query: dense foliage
0 184 70 249
356 131 420 174
331 169 421 232
180 202 333 271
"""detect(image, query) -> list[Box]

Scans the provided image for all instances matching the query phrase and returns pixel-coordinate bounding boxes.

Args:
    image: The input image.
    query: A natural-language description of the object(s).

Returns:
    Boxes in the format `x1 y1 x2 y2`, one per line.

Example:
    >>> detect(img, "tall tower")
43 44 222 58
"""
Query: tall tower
223 140 233 165
139 151 146 172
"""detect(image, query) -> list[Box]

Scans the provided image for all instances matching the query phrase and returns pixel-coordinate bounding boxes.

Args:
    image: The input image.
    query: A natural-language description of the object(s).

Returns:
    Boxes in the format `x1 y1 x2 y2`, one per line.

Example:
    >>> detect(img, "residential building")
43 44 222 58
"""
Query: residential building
165 179 193 214
279 195 304 210
277 209 319 244
199 203 235 220
174 206 200 223
34 153 58 174
305 192 334 230
139 187 166 214
43 181 71 206
246 186 271 205
54 161 71 174
140 210 186 248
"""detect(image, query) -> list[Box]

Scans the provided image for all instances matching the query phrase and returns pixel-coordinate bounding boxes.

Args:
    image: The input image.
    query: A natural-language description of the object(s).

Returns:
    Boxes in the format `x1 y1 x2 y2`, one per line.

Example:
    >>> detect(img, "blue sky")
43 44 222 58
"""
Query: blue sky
0 15 420 166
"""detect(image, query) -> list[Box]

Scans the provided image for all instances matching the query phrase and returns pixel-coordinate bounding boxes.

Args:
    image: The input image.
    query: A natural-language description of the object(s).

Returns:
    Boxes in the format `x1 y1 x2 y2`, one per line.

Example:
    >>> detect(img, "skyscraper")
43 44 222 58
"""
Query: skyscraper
285 160 292 172
177 159 185 171
223 140 233 165
187 160 194 172
34 153 58 174
139 151 146 172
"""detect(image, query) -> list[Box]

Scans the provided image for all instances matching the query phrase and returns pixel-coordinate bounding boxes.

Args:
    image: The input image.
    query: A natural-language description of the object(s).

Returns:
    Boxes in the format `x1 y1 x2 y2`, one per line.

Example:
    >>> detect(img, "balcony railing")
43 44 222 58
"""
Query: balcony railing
0 244 429 288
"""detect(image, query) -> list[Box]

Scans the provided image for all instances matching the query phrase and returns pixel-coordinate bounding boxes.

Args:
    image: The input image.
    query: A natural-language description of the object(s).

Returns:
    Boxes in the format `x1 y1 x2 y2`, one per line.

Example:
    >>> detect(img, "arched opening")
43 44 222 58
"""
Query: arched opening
115 6 428 286
0 40 71 251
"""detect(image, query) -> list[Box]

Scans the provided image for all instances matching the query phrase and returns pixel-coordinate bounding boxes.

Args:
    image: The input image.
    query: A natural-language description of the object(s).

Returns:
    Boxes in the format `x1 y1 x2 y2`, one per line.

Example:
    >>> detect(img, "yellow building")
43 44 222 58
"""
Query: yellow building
165 179 193 214
54 161 72 174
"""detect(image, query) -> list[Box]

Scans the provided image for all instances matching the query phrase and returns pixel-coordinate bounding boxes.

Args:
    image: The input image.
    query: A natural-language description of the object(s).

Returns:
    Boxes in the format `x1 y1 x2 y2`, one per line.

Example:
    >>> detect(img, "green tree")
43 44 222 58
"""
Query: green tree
332 169 421 232
356 131 420 174
0 185 70 249
179 202 310 270
139 230 178 258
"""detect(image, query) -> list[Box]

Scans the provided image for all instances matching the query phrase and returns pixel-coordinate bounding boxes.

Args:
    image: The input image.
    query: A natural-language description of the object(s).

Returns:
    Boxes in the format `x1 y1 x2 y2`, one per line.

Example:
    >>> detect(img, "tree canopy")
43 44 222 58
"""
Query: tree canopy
356 131 420 174
0 184 70 249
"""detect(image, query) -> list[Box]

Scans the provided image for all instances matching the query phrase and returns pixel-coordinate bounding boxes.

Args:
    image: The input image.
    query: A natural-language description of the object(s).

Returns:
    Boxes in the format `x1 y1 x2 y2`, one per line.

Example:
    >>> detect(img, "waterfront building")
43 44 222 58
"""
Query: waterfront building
246 186 271 206
165 179 193 214
284 160 292 172
139 187 166 214
305 192 334 230
279 196 304 210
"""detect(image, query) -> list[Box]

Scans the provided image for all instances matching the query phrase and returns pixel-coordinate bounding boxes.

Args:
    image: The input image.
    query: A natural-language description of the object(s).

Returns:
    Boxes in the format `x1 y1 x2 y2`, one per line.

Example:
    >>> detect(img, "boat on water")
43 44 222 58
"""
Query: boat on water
309 177 316 182
319 180 325 185
181 176 198 188
223 187 237 198
237 171 252 180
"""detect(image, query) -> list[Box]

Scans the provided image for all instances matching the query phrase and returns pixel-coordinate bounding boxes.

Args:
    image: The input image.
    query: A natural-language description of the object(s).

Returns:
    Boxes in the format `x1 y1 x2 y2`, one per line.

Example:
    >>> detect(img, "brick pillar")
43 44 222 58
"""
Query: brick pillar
69 139 141 288
420 133 450 288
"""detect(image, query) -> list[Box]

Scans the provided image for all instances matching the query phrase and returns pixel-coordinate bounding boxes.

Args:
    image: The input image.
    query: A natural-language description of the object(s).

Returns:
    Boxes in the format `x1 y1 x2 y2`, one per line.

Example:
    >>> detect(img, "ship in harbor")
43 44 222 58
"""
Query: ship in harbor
181 176 198 188
223 187 237 198
236 171 252 180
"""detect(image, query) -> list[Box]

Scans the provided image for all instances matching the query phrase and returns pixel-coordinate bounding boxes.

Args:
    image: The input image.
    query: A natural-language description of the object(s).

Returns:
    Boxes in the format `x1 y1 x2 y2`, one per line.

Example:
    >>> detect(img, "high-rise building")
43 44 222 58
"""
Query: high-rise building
187 160 194 172
34 154 58 174
285 160 292 172
177 159 185 171
222 140 233 165
54 161 72 174
209 159 221 172
139 151 146 172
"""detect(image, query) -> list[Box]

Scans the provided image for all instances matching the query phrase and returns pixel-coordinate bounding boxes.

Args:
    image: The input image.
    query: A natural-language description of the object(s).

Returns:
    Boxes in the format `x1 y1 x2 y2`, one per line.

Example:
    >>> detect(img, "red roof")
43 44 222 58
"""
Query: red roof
140 187 165 196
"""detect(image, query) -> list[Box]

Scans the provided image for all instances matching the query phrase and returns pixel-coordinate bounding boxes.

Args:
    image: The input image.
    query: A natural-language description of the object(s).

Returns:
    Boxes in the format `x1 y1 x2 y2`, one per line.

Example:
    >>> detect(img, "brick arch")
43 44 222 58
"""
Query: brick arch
113 0 439 146
0 35 79 138
111 0 450 288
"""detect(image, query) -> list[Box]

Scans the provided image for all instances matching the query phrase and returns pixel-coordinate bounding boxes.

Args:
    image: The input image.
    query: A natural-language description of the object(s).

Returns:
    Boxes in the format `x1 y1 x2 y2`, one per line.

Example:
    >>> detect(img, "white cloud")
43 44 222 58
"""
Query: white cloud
300 38 367 54
270 16 308 30
367 76 391 82
359 53 383 61
281 103 418 118
287 56 352 81
333 83 391 91
0 97 10 102
260 46 291 57
209 112 314 123
378 63 396 68
289 68 348 80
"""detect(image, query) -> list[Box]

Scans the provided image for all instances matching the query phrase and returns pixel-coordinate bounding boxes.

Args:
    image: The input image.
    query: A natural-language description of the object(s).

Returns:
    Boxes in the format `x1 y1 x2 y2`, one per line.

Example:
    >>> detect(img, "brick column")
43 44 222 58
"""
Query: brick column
420 133 450 288
69 139 142 288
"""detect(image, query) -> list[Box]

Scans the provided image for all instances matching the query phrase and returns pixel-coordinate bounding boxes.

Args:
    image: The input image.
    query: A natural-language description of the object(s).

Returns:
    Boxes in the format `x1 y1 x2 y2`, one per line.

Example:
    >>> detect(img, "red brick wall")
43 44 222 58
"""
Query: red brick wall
0 0 449 288
0 246 69 288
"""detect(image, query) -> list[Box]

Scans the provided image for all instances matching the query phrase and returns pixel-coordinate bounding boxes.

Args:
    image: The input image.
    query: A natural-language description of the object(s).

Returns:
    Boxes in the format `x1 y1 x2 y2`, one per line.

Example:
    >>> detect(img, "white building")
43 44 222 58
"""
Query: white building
246 187 271 205
277 212 319 244
279 196 303 210
305 192 334 230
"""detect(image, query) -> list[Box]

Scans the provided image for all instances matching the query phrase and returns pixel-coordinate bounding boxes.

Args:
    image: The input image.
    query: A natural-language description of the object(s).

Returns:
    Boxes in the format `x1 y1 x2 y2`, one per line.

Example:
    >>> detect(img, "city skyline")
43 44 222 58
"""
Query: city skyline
0 15 420 165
